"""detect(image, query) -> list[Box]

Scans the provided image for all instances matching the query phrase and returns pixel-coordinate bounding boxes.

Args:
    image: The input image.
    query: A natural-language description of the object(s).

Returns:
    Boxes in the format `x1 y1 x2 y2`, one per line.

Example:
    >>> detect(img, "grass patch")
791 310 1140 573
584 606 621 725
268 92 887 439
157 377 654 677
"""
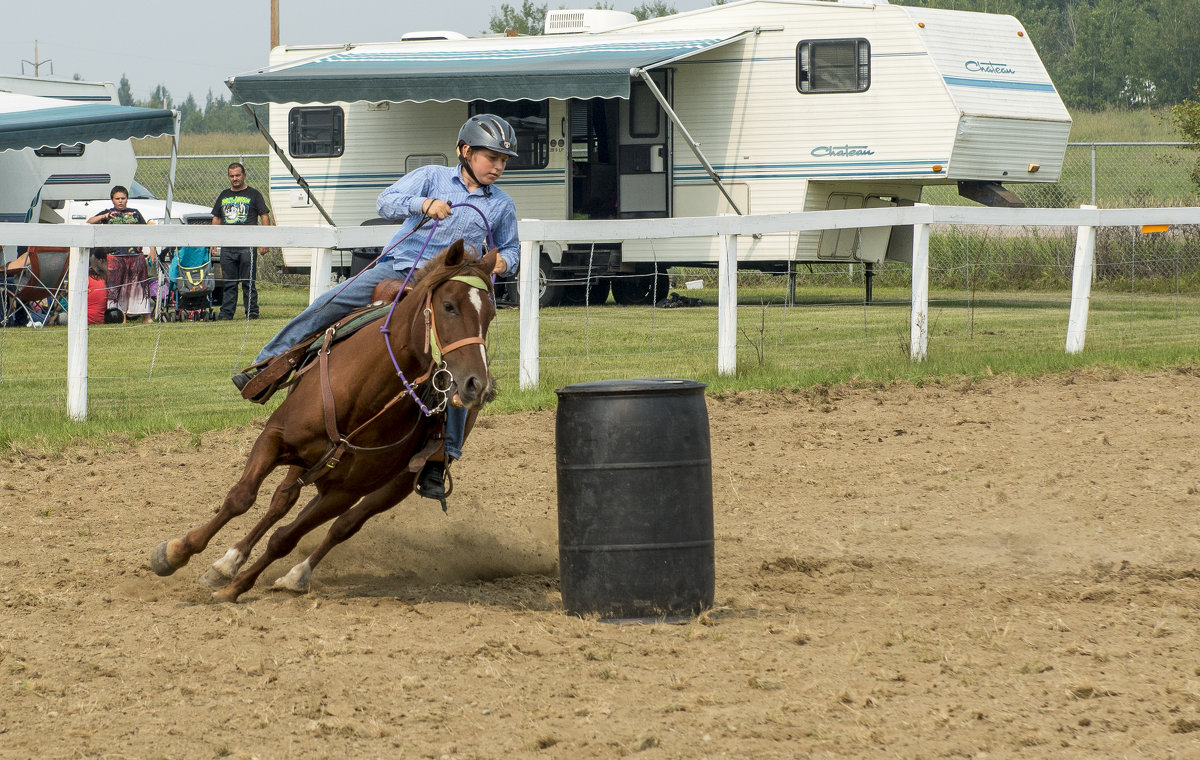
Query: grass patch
2 271 1197 453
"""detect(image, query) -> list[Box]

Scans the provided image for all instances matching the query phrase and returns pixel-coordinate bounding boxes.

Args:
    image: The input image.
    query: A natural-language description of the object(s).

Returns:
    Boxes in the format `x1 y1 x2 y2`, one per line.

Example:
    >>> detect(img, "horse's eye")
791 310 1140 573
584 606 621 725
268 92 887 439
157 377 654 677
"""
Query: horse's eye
441 300 457 315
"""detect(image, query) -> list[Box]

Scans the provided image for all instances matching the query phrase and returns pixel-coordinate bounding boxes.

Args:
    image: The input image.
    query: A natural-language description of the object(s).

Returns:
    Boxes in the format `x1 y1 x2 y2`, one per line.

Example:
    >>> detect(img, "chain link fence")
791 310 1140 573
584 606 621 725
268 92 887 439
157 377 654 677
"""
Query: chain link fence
136 143 1200 290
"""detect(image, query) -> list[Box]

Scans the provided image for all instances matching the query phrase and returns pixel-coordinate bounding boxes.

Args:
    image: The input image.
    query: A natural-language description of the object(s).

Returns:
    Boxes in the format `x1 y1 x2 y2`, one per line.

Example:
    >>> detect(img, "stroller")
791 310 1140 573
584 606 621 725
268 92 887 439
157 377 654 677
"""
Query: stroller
165 246 217 321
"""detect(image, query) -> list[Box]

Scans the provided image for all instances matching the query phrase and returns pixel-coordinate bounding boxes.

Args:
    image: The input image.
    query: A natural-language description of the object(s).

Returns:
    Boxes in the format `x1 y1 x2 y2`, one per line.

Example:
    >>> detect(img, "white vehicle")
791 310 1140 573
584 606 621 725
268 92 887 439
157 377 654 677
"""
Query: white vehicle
48 181 212 226
227 0 1071 305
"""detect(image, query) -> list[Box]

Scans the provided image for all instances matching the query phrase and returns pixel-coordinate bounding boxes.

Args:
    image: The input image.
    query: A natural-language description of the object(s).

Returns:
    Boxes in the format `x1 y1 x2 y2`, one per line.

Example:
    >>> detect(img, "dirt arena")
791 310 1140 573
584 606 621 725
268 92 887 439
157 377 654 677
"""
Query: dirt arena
3 368 1200 759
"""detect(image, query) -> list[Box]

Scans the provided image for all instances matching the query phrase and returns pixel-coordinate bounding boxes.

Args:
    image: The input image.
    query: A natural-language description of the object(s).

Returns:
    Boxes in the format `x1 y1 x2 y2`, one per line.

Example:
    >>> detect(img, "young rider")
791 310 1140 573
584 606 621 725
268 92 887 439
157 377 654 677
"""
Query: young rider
233 114 521 502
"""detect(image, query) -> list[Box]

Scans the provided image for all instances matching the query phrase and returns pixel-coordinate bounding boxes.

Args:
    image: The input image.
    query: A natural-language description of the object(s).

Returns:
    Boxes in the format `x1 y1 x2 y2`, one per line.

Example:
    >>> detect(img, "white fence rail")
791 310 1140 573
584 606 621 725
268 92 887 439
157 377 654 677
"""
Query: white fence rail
4 204 1198 420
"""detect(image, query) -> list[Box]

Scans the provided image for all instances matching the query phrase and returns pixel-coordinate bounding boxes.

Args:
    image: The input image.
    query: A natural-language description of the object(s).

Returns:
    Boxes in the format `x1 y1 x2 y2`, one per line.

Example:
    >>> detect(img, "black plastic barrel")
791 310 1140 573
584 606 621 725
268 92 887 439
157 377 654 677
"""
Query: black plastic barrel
555 378 714 620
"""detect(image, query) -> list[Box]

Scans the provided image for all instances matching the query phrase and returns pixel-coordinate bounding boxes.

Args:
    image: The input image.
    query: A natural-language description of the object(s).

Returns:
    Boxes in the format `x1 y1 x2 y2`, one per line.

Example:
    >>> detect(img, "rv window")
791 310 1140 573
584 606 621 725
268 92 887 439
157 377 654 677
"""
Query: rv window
288 107 345 158
469 100 549 171
34 143 85 157
796 39 870 94
629 81 660 139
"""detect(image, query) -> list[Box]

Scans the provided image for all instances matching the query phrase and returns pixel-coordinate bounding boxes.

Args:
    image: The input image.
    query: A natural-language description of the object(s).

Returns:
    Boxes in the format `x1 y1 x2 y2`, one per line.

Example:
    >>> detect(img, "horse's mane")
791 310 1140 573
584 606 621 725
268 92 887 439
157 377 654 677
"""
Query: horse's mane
407 241 494 299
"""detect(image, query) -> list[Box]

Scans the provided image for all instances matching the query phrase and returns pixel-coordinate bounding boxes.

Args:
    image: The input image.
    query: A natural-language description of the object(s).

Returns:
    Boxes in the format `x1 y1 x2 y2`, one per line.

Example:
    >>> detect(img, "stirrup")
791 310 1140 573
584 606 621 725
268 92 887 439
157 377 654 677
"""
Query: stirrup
415 460 453 513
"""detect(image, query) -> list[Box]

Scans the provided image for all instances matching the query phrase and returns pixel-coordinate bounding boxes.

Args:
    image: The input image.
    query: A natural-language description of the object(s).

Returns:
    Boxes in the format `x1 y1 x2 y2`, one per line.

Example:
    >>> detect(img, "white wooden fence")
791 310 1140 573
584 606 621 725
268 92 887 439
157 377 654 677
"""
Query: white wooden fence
3 203 1198 420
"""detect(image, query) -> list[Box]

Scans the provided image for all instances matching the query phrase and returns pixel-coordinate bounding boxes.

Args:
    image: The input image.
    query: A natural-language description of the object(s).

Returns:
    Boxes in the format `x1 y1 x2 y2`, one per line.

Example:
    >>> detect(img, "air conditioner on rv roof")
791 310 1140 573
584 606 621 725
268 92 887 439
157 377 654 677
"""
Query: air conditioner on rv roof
544 9 638 34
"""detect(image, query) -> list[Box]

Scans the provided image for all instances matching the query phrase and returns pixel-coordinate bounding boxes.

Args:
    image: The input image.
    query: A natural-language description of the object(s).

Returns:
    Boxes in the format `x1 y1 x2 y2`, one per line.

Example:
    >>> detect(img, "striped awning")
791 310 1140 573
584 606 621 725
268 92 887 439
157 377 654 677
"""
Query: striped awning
0 92 175 153
227 31 753 105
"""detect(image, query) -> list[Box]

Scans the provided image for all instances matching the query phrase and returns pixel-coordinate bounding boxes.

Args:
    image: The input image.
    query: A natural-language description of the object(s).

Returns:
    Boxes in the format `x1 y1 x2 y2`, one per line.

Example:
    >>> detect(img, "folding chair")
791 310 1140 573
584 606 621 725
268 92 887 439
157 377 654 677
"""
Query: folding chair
2 247 70 326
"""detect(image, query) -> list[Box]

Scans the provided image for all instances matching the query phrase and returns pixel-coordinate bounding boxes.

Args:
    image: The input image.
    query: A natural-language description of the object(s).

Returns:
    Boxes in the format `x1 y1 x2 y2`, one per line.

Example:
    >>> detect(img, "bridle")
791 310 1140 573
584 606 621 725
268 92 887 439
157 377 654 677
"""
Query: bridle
288 218 495 491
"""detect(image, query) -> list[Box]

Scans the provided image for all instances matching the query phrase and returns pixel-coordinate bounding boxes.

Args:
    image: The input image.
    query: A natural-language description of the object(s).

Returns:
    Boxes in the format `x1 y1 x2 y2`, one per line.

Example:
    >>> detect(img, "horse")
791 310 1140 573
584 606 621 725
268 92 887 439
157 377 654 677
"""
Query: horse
150 240 498 603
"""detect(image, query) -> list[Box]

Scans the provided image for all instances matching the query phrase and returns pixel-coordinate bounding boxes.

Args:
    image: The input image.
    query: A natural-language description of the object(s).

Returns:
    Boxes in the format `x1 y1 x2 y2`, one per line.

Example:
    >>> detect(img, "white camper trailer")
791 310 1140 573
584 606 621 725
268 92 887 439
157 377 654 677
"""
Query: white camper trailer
0 76 141 228
227 0 1071 305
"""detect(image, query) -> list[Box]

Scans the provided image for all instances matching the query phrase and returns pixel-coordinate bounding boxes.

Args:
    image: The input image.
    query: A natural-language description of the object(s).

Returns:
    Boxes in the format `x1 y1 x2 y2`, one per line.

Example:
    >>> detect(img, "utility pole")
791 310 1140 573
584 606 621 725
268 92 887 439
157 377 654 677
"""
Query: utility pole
21 40 53 77
270 0 279 49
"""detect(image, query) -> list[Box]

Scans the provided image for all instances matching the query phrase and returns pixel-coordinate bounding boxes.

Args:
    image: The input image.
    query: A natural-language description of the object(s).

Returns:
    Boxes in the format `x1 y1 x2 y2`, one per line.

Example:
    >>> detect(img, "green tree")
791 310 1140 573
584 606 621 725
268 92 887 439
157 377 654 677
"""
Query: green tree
488 1 547 34
632 1 675 20
117 75 133 107
145 84 174 110
1171 87 1200 196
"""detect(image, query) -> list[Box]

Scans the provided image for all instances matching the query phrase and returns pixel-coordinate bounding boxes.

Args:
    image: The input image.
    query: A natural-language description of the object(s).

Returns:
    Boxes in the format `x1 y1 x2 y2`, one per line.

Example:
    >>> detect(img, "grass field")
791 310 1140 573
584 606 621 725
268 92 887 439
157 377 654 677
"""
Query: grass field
1 280 1197 451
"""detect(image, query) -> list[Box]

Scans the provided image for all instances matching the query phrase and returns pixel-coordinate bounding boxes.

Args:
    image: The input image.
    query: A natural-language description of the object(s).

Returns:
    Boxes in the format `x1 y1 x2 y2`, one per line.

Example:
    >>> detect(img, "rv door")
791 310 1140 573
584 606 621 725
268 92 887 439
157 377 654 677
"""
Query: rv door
617 71 670 218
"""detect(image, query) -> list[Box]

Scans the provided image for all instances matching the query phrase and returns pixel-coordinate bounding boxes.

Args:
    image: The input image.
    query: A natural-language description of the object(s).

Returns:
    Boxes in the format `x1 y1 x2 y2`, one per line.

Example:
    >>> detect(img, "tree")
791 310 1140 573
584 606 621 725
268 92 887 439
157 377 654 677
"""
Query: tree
632 1 676 20
146 84 174 110
1171 86 1200 196
488 1 547 34
117 75 133 107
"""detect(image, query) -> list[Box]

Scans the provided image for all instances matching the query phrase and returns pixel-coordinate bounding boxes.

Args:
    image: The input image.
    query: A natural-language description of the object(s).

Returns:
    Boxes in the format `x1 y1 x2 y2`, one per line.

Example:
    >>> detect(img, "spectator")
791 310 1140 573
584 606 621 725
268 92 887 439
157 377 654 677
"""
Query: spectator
87 253 107 324
87 186 156 323
210 162 272 320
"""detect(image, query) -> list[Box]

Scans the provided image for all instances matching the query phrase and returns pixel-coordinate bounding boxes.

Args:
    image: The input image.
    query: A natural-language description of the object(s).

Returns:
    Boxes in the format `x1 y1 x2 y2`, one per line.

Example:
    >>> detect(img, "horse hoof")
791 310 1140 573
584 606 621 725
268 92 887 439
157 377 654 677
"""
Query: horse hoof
211 586 241 604
200 566 231 589
150 541 178 576
273 560 312 594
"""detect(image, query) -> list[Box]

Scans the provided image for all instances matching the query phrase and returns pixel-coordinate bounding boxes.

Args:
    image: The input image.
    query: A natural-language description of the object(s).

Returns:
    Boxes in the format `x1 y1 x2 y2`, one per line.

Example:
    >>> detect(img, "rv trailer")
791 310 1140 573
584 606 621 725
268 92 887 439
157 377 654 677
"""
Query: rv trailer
227 0 1072 305
0 75 203 265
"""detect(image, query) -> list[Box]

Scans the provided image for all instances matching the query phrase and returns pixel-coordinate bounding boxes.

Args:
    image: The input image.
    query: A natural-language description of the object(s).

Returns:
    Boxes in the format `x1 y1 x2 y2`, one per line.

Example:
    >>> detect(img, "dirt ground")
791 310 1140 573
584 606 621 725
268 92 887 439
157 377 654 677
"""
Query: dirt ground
3 368 1200 759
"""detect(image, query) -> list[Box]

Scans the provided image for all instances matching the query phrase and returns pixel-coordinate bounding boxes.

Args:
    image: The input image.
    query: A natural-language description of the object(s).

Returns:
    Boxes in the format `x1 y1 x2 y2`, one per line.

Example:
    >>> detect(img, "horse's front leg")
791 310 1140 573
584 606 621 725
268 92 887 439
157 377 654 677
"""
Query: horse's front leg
200 466 304 589
274 472 417 595
150 431 286 577
211 487 359 603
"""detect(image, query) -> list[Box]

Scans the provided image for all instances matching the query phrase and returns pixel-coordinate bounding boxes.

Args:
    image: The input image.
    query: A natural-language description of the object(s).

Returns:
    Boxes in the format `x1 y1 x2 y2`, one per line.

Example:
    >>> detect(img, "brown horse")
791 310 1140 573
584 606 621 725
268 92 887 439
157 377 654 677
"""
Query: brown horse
150 240 498 603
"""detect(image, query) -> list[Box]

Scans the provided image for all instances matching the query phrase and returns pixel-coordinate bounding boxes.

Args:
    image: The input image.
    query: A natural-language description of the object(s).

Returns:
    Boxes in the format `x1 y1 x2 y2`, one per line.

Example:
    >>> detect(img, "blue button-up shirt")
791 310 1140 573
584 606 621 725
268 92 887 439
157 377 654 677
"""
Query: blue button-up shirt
376 164 519 275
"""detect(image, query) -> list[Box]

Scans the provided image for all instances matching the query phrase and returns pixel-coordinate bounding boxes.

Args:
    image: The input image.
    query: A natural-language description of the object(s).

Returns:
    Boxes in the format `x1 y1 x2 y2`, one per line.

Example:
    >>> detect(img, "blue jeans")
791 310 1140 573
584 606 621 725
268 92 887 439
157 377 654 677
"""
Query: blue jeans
256 265 467 461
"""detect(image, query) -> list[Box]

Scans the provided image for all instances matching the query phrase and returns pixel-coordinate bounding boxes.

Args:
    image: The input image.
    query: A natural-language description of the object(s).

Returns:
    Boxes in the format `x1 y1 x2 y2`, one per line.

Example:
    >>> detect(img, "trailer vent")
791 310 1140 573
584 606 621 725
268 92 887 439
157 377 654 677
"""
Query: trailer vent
400 31 469 41
544 9 637 34
405 154 448 173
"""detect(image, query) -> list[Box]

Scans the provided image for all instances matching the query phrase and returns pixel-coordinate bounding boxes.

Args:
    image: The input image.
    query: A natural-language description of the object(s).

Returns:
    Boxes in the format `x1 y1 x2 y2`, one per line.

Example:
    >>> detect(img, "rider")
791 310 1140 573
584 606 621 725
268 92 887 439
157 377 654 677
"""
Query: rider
232 113 521 502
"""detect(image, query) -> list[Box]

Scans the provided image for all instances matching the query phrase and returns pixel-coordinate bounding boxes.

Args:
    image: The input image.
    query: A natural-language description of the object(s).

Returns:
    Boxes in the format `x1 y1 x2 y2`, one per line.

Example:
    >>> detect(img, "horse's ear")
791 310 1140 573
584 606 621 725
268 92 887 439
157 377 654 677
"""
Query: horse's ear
444 238 466 267
482 248 498 274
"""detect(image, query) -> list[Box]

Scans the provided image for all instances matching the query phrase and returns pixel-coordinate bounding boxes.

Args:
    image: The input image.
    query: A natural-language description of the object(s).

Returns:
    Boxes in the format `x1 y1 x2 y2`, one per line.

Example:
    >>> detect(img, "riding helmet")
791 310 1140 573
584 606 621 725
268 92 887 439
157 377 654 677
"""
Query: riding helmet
458 114 519 158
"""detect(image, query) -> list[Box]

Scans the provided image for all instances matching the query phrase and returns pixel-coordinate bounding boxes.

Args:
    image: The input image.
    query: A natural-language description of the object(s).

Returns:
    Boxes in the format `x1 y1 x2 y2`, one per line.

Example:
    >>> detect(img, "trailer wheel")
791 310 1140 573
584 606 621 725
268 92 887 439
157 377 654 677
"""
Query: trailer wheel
611 270 669 305
513 254 562 308
561 277 611 306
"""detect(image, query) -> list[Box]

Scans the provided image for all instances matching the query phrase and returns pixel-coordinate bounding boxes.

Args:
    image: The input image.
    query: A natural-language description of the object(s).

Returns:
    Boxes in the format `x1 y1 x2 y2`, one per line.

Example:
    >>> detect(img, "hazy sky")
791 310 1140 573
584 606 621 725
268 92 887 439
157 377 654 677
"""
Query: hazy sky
2 1 719 104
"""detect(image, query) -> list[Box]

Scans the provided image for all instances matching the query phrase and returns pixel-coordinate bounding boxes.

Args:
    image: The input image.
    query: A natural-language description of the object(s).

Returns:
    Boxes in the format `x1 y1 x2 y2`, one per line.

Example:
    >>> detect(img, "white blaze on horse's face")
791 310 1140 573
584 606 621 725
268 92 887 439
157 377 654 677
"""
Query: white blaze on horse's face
467 287 489 362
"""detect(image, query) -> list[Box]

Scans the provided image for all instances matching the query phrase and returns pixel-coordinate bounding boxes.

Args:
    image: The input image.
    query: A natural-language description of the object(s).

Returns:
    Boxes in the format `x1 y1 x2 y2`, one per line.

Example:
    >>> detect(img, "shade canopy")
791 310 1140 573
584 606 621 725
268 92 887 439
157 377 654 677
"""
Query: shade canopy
0 92 176 153
227 31 752 105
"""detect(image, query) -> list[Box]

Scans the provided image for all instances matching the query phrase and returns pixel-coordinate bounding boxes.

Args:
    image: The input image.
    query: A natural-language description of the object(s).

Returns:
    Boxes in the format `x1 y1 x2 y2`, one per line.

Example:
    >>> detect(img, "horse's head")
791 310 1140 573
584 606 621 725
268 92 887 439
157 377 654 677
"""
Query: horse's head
406 239 499 411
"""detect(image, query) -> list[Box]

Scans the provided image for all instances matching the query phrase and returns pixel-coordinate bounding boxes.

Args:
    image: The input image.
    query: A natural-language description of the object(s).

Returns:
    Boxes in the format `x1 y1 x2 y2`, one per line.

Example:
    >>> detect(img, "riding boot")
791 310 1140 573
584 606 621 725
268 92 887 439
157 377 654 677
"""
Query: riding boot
415 459 451 513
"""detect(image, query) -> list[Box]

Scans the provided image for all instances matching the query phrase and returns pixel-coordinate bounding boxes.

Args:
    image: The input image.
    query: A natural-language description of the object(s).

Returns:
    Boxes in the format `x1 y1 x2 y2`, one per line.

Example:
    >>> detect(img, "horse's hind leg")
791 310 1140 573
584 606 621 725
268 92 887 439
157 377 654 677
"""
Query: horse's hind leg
150 433 285 577
211 488 359 603
274 473 417 595
200 466 304 589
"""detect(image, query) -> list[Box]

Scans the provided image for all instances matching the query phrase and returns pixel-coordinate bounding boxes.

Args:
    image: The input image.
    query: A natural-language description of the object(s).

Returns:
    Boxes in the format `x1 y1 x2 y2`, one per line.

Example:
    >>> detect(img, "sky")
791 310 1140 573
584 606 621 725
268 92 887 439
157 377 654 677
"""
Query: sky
2 1 719 105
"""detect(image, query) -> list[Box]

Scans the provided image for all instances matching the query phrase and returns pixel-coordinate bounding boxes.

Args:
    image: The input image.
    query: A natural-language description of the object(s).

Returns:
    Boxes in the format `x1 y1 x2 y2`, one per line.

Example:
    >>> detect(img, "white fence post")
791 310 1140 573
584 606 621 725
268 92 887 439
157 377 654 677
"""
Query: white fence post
717 231 737 375
308 248 333 304
910 208 931 362
1065 204 1099 354
518 239 539 390
66 247 90 421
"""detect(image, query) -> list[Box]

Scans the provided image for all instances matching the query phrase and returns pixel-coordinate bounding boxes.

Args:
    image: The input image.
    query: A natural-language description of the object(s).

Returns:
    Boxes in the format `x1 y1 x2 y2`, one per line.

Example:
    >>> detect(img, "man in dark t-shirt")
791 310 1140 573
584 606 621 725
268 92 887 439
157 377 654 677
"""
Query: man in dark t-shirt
211 162 273 320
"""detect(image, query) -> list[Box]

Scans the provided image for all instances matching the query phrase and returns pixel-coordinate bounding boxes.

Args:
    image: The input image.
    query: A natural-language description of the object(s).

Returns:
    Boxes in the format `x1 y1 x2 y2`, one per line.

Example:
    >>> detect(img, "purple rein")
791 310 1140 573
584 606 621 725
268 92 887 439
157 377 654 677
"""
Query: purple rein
379 202 496 416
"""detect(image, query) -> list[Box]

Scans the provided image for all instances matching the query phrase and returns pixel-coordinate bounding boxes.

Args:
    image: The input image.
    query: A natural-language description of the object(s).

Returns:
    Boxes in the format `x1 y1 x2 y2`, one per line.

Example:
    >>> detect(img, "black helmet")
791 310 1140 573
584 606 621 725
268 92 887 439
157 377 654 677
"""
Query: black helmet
458 114 518 158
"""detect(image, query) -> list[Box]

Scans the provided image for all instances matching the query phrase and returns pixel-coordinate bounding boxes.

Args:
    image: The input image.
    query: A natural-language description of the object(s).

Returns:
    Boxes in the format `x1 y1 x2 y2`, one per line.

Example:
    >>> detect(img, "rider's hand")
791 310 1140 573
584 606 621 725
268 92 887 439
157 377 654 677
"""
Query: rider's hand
424 199 452 220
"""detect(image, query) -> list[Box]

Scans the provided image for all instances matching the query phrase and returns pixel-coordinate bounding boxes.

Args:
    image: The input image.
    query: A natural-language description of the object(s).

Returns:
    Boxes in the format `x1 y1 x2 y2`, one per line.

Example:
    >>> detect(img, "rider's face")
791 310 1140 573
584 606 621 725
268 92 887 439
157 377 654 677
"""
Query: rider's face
462 147 510 185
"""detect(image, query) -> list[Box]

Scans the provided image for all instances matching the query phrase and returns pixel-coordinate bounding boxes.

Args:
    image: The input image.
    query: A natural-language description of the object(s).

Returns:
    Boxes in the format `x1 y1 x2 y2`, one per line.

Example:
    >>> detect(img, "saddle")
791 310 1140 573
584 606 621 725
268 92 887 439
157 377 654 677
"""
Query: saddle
238 290 407 404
